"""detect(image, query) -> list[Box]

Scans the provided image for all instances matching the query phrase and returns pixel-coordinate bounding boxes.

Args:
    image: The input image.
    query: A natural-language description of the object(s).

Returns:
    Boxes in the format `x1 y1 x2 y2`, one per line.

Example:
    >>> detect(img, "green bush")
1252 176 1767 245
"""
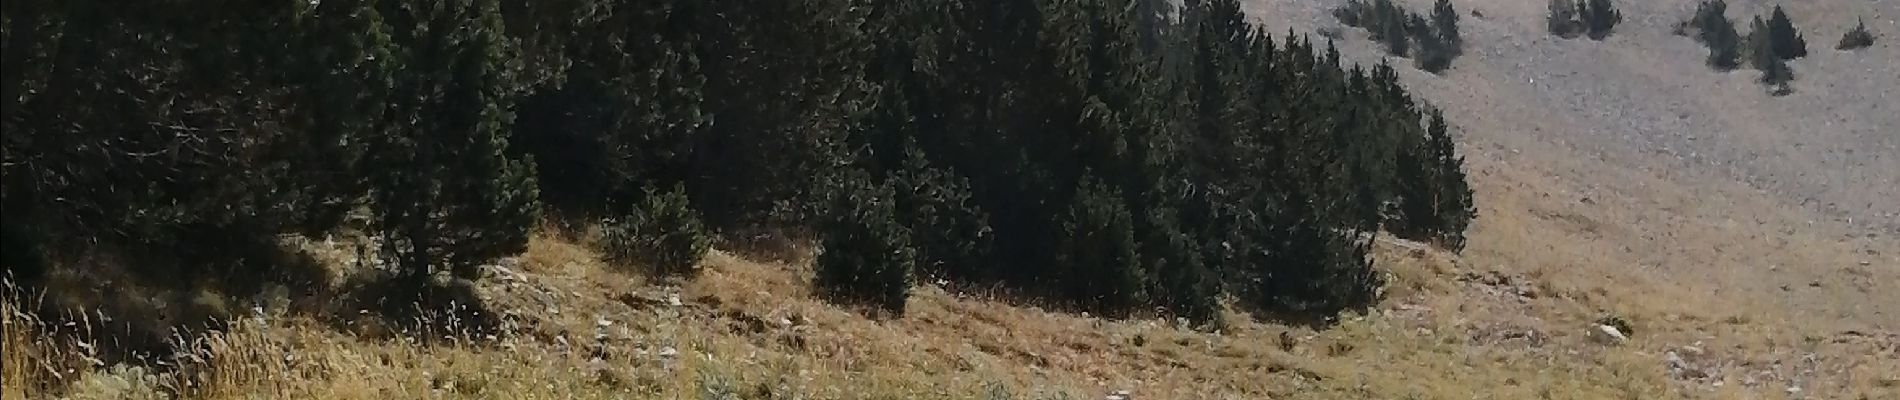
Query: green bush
815 172 915 315
600 185 712 276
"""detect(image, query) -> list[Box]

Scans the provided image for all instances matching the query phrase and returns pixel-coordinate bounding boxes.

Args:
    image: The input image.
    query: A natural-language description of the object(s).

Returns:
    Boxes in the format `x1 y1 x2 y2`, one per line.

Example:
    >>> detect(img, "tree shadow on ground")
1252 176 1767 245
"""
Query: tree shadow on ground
328 270 502 343
10 224 336 365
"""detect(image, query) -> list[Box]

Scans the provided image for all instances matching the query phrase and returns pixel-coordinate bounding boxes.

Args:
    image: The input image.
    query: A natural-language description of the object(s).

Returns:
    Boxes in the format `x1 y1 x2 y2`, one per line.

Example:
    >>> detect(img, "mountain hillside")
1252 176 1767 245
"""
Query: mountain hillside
4 1 1897 399
1244 0 1900 396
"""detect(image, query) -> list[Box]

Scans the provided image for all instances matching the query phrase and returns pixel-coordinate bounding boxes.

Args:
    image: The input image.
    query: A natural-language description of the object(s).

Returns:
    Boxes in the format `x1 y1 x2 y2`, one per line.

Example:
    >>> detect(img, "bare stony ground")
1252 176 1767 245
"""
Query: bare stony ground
1248 0 1900 396
1252 0 1899 232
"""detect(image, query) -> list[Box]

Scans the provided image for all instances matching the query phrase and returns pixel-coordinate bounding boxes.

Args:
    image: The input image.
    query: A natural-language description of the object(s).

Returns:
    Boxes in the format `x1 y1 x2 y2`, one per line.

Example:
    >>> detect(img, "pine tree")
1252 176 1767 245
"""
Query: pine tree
1702 9 1743 70
1431 0 1462 53
1334 0 1370 27
815 170 915 316
599 185 711 276
512 0 706 218
1579 0 1622 40
1688 0 1728 43
1411 14 1452 72
890 141 994 284
1749 17 1795 95
1836 17 1876 50
1547 0 1580 38
369 0 541 285
1765 6 1808 59
1425 109 1475 251
691 0 870 229
1382 8 1411 56
1746 16 1770 70
1053 176 1146 316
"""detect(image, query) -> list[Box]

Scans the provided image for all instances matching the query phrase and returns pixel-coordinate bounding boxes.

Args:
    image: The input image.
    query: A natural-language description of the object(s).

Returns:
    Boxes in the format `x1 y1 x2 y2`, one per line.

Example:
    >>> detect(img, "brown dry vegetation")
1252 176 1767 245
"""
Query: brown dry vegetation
6 212 1895 399
6 1 1899 399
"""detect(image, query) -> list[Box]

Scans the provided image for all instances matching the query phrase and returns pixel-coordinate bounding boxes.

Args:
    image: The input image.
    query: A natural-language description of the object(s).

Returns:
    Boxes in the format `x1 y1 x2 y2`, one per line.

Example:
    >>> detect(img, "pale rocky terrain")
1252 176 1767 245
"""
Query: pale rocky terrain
1247 0 1900 396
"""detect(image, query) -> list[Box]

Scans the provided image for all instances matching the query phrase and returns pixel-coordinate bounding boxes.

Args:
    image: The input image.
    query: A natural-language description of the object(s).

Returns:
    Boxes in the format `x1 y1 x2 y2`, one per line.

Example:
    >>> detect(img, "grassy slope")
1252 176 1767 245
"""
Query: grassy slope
7 221 1894 399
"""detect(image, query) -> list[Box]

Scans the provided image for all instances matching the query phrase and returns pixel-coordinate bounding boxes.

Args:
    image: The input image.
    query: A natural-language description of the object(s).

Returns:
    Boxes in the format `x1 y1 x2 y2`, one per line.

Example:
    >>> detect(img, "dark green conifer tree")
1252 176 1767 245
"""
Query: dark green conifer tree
1837 18 1876 50
1054 176 1146 316
368 0 541 284
1765 6 1808 59
1701 7 1743 70
1431 0 1462 53
1578 0 1622 40
815 170 915 315
1547 0 1581 37
1749 16 1795 95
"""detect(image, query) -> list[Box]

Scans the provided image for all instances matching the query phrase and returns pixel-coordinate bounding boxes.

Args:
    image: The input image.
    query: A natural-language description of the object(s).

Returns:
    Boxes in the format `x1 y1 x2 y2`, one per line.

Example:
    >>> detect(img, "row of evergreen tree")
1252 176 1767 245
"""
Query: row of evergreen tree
1682 2 1812 95
1334 0 1464 73
0 0 1475 324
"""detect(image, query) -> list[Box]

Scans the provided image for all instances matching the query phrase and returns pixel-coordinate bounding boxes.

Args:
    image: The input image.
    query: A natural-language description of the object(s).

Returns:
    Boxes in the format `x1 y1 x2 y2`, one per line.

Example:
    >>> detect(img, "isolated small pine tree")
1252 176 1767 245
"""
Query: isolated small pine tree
1702 11 1743 70
1689 0 1731 44
1837 18 1876 50
1765 6 1808 59
370 0 541 285
1579 0 1623 40
1425 110 1476 251
815 171 916 316
1747 17 1772 70
1546 0 1581 38
1430 0 1462 52
600 185 711 276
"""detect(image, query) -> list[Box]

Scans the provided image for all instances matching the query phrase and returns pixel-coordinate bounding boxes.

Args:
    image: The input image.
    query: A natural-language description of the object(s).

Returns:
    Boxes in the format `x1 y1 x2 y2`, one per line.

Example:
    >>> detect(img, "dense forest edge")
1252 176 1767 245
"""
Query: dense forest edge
0 0 1473 343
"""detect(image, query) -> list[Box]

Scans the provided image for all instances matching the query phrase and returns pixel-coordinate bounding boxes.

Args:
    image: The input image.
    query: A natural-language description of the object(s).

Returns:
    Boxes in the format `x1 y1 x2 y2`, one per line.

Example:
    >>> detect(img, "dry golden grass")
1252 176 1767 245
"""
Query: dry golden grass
8 138 1898 399
6 216 1895 399
4 285 35 400
11 148 1900 400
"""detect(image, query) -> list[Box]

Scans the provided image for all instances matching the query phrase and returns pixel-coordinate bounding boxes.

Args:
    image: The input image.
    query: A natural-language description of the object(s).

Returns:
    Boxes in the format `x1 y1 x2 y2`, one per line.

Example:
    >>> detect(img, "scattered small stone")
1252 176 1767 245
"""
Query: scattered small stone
1105 389 1133 400
1679 344 1704 356
1592 324 1629 344
658 346 679 358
